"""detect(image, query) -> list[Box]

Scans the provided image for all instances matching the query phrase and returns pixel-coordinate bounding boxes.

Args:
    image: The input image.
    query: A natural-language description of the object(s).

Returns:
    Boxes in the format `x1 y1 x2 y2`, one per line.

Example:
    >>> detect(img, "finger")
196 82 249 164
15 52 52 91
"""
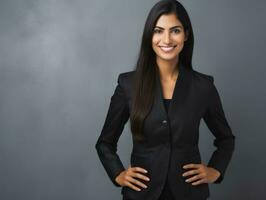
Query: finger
131 171 150 182
126 181 142 191
183 163 201 169
127 176 148 189
185 173 203 183
182 169 200 177
132 167 148 174
191 178 207 186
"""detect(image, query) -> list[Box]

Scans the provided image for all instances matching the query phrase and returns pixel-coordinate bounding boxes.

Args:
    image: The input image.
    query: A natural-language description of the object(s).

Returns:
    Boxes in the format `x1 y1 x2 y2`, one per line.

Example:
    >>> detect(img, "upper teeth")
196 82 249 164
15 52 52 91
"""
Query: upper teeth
160 46 175 51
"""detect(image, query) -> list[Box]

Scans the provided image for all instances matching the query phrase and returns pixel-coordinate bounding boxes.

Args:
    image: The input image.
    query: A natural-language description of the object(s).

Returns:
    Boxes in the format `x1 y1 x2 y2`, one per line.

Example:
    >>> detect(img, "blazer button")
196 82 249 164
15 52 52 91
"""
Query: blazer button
162 119 168 126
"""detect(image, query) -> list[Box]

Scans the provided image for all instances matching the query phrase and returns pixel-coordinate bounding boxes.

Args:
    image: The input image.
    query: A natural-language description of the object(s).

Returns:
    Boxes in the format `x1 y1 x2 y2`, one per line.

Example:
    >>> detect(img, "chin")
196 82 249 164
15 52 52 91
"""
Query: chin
157 54 179 61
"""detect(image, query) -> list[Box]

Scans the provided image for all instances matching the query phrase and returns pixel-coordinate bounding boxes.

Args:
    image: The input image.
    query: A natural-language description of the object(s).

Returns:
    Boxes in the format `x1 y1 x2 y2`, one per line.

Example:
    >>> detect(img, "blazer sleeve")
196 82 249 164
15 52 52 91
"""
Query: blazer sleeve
95 73 130 187
203 76 235 184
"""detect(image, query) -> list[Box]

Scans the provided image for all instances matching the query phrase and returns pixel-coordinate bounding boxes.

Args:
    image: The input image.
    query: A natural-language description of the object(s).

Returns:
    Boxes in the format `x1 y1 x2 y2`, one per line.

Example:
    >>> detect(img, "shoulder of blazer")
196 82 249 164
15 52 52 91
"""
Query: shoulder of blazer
117 70 136 89
118 70 136 81
190 69 215 96
116 70 136 100
191 68 214 84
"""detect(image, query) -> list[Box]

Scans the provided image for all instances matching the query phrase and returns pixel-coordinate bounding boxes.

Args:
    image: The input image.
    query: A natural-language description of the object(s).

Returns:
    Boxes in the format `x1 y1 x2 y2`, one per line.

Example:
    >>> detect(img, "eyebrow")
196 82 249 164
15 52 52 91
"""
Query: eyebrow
154 25 182 30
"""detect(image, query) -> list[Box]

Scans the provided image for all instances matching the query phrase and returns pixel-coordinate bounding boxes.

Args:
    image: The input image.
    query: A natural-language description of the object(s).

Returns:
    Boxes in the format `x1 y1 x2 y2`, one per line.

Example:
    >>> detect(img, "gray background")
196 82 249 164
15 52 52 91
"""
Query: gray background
0 0 265 199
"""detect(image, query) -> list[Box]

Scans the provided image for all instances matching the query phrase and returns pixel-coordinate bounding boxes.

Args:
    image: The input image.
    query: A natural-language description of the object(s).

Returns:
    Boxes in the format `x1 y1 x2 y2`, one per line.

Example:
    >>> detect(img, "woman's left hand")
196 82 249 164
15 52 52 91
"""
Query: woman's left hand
182 163 221 185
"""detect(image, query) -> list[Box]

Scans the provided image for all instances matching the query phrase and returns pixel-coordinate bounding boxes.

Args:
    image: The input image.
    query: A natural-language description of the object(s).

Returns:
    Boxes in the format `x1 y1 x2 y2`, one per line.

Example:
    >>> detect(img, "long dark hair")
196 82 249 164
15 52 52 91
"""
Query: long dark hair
130 0 194 141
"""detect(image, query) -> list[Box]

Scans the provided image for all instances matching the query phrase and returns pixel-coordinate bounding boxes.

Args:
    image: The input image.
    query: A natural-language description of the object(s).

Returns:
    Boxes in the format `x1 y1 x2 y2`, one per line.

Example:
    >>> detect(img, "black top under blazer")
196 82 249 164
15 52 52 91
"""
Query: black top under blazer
95 63 235 200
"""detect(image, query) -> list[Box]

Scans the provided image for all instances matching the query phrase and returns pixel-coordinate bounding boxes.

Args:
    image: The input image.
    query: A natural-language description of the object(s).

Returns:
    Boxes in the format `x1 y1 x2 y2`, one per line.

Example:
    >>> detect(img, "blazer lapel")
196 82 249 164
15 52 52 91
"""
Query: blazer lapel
154 63 192 121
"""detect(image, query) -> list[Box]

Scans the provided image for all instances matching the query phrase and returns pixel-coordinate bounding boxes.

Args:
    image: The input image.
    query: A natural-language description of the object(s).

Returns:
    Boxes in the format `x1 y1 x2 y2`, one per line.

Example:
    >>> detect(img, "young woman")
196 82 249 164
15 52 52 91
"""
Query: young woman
95 0 235 200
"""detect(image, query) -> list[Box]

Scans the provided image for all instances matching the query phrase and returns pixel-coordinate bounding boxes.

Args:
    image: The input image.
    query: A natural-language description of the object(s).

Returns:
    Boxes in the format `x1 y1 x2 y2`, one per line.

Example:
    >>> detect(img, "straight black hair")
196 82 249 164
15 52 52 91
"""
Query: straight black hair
130 0 194 141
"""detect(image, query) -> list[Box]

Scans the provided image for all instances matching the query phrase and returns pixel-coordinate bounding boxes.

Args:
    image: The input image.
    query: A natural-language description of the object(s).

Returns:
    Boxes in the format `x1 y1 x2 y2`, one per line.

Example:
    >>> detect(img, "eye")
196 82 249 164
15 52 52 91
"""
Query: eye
153 29 162 34
172 29 180 34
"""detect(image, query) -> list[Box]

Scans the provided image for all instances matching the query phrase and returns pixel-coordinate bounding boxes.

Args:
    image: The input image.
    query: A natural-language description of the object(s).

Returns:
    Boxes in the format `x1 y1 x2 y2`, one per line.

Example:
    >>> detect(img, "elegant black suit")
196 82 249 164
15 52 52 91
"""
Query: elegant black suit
95 63 235 200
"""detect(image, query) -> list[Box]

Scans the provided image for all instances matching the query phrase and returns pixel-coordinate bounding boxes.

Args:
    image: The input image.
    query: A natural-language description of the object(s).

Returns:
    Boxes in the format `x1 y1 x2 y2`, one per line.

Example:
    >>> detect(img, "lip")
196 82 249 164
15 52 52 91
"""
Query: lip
159 45 177 53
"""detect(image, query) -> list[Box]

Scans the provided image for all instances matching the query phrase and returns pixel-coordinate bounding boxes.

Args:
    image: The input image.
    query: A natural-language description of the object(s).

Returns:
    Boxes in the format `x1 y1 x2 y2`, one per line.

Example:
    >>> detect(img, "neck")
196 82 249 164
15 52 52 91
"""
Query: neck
156 57 179 81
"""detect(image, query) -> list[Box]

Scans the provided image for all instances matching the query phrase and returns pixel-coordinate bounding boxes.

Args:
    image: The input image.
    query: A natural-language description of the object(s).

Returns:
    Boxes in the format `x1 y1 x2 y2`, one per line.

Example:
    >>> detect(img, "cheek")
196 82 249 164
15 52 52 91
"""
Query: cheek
152 36 160 45
174 35 186 44
152 38 160 52
173 39 185 50
175 43 185 53
176 41 184 48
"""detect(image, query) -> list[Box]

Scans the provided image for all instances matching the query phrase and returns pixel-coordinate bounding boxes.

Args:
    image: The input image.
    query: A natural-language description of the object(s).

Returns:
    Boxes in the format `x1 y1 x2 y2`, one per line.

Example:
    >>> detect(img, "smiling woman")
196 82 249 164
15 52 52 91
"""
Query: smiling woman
95 0 235 200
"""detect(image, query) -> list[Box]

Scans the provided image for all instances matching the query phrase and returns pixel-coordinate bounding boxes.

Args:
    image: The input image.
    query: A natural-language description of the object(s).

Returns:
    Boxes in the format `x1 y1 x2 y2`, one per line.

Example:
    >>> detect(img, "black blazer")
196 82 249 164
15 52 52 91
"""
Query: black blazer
95 63 235 200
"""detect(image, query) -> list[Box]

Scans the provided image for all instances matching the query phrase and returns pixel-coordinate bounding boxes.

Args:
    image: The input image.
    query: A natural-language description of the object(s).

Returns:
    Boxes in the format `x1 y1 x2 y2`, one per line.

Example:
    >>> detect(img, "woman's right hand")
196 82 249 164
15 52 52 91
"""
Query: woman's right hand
115 165 150 191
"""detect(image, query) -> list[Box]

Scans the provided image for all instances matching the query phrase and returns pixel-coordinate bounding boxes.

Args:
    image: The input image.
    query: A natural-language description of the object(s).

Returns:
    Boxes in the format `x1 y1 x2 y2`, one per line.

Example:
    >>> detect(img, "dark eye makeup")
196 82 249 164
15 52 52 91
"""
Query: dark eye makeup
153 28 180 34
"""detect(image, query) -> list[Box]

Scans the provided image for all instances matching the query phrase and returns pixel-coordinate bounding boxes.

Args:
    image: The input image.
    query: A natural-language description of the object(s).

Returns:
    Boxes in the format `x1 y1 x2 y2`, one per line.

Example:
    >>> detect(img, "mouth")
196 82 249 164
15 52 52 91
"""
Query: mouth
159 45 177 53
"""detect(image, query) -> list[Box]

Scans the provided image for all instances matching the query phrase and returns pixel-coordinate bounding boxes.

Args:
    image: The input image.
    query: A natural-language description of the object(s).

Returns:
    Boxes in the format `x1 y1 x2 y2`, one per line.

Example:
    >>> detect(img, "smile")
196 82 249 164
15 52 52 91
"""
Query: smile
159 45 177 53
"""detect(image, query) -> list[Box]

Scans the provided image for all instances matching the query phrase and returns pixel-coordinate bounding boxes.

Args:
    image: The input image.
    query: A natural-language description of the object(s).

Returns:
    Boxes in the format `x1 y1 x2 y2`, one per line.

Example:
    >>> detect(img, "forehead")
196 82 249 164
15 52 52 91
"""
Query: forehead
155 13 183 28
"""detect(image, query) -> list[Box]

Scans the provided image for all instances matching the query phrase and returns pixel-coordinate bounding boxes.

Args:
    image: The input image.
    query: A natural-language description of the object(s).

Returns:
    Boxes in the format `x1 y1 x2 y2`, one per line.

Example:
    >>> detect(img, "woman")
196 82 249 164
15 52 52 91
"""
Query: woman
95 0 235 200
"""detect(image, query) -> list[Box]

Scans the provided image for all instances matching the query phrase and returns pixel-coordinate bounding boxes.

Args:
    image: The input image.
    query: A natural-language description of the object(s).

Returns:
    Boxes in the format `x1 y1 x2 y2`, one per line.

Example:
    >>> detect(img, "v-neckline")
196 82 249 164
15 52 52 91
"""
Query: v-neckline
155 63 184 118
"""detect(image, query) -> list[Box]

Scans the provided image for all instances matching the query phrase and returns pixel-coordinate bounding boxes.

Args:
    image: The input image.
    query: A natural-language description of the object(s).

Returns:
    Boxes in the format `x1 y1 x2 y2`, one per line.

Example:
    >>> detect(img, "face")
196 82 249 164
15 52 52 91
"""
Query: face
152 13 188 63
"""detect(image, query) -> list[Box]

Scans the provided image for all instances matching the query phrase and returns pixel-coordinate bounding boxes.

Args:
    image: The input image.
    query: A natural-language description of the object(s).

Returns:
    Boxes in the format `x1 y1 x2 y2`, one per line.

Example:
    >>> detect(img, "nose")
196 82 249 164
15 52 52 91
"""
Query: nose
162 31 171 44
